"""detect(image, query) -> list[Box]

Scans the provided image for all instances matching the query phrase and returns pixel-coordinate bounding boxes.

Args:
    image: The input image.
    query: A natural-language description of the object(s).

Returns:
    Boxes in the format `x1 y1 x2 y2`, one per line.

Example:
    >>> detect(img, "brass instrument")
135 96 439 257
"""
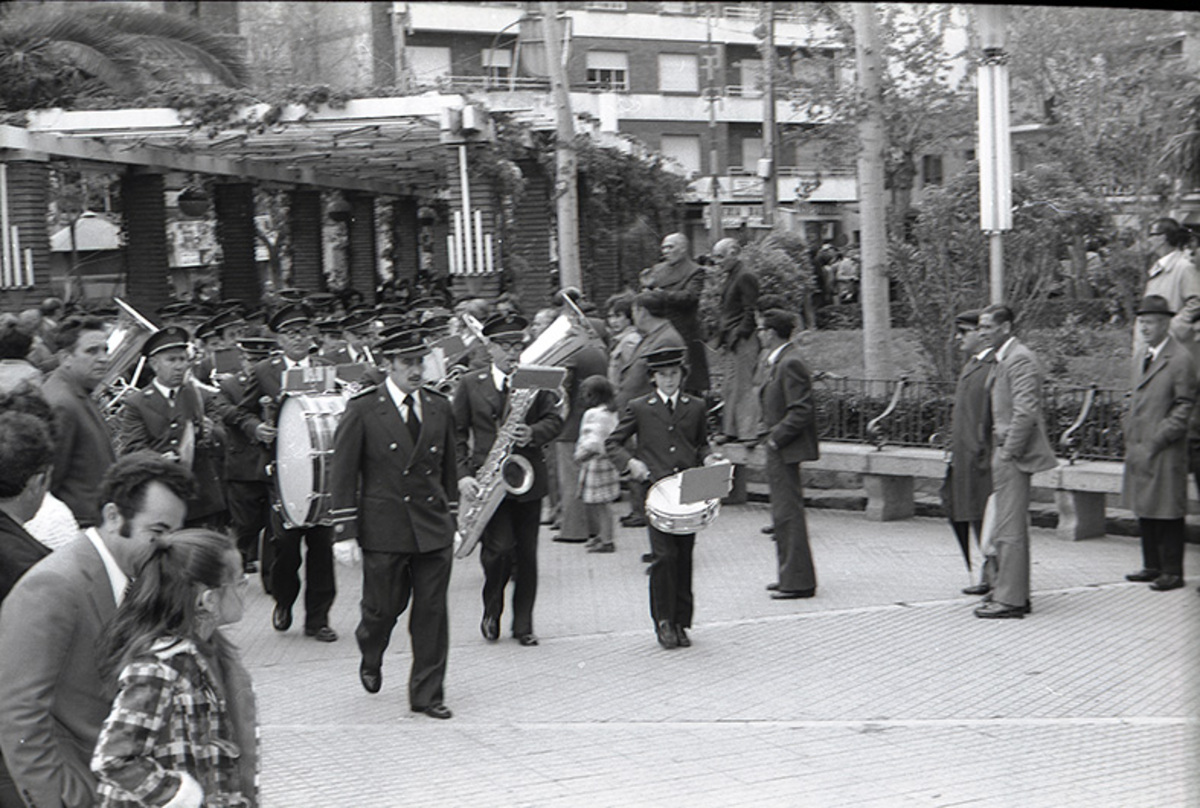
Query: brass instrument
453 313 588 558
95 298 157 423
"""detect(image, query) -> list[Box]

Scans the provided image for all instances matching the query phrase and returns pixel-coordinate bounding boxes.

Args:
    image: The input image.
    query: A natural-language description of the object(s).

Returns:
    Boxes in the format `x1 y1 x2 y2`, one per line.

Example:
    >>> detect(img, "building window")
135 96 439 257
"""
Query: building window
659 53 699 93
407 46 452 87
736 59 763 97
738 137 763 173
586 51 629 91
660 2 699 14
661 135 702 177
482 48 512 86
585 1 628 10
922 154 944 186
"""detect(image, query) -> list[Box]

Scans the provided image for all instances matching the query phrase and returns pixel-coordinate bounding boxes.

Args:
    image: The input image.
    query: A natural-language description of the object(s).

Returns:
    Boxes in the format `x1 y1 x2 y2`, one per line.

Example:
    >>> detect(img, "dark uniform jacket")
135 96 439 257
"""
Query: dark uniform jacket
329 386 458 553
115 382 204 457
42 367 117 527
452 368 564 502
212 371 267 482
606 391 711 483
759 341 820 464
0 511 50 605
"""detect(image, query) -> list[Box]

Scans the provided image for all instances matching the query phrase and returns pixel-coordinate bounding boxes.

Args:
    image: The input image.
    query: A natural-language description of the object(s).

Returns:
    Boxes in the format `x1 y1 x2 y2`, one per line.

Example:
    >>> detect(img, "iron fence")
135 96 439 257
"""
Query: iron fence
812 374 1128 462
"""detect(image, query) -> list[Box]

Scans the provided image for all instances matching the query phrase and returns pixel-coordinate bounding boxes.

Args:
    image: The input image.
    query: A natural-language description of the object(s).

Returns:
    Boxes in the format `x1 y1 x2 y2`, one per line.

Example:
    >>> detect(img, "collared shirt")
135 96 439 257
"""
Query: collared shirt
767 342 789 367
151 378 178 403
656 390 680 409
996 336 1017 362
85 526 129 607
283 355 310 371
974 347 994 362
385 377 422 423
491 364 508 394
1146 339 1167 364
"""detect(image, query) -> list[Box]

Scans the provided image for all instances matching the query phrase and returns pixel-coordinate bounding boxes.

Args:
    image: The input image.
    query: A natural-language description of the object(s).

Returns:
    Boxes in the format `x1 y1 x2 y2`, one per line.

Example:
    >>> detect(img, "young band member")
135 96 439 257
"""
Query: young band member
606 346 718 650
452 313 564 647
330 327 458 719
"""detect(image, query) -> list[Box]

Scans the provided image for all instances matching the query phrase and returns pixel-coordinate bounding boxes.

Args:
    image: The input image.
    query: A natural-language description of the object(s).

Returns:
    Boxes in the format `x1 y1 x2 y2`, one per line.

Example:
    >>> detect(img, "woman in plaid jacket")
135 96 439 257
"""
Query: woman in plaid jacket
92 530 257 808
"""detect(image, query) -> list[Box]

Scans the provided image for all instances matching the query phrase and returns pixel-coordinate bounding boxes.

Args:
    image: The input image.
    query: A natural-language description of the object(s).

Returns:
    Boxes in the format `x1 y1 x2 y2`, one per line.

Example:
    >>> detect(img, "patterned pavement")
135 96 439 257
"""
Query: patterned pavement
226 502 1200 807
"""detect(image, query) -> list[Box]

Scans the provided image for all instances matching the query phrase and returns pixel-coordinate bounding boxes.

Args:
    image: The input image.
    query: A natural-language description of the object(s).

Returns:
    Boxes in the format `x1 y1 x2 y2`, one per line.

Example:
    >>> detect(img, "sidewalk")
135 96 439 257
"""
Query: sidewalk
228 503 1200 807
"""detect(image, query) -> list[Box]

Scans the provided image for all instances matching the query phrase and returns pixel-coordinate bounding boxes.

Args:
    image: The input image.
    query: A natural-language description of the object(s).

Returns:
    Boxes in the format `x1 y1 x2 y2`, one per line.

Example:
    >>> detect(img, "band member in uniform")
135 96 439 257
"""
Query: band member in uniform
453 313 564 647
212 336 278 574
234 304 339 641
330 328 458 719
192 310 246 387
606 347 716 650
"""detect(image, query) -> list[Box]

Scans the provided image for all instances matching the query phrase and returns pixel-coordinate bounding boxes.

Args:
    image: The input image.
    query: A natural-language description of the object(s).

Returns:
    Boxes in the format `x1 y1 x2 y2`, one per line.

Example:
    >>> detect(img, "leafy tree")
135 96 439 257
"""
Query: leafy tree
0 2 248 112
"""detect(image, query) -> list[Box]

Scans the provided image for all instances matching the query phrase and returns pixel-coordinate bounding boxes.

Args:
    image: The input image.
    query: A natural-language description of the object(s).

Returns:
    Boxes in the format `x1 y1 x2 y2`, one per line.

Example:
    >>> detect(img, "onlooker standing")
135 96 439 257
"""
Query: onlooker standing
640 233 709 396
605 292 641 389
712 238 760 442
973 305 1057 620
756 310 819 600
0 315 41 393
1122 295 1196 592
42 315 118 527
0 453 193 808
945 310 996 596
1137 217 1200 358
574 375 621 554
0 387 80 551
91 529 257 808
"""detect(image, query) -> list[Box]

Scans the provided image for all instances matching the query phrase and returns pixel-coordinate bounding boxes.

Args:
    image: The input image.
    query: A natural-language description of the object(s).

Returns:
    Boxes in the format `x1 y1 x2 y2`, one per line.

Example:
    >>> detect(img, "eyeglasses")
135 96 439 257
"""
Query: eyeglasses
222 574 250 592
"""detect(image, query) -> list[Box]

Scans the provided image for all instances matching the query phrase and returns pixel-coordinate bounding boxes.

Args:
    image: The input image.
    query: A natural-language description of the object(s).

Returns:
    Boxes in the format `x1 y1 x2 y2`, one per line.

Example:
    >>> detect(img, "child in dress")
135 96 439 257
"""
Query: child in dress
92 529 257 808
575 375 621 553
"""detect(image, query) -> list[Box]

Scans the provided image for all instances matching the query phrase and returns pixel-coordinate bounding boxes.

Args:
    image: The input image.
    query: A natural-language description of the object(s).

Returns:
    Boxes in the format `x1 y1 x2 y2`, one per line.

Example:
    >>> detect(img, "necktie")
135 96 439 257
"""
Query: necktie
404 394 421 441
1143 352 1153 374
167 388 176 404
667 397 675 415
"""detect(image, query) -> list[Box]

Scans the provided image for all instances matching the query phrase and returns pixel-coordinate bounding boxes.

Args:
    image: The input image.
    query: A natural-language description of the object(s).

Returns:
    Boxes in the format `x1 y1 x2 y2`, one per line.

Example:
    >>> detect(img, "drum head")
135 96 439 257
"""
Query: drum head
276 397 316 526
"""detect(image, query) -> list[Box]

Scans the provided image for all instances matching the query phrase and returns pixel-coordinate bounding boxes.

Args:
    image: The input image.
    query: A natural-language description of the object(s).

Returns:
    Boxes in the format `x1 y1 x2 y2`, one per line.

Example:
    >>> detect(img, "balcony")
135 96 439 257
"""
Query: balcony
687 170 857 204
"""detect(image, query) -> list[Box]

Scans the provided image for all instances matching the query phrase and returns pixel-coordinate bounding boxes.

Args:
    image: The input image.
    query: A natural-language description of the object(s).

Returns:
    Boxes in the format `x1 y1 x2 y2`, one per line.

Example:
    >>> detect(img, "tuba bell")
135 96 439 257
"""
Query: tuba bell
94 298 157 423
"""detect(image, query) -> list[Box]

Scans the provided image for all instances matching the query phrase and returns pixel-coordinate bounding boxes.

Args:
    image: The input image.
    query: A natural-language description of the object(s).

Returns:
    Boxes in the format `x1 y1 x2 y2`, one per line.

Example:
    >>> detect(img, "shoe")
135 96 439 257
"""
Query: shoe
271 603 292 632
1150 574 1185 591
304 626 338 642
584 537 601 550
549 520 562 532
480 615 499 642
771 589 815 600
516 633 539 646
980 593 1032 614
674 626 691 648
961 583 992 596
974 602 1025 619
412 703 452 720
766 583 780 591
619 513 639 526
552 536 588 543
359 663 381 694
1125 569 1160 582
761 525 775 535
587 542 616 553
641 552 656 563
622 515 648 528
655 620 678 650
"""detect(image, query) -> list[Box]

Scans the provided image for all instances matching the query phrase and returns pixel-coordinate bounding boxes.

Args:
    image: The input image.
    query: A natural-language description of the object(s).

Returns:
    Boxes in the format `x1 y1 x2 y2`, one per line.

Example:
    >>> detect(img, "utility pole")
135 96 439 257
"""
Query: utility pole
704 6 723 243
853 2 892 383
540 1 582 292
758 1 777 228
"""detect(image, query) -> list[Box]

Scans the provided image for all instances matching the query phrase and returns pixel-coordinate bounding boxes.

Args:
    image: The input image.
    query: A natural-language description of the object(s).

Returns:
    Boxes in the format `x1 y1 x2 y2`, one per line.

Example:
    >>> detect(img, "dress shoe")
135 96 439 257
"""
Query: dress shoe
587 542 616 553
516 633 539 647
961 583 992 596
771 589 815 600
980 593 1032 614
412 703 452 720
974 602 1025 619
766 582 780 591
622 515 648 528
1150 574 1185 591
761 525 775 535
552 535 588 544
674 626 691 648
655 620 678 649
359 663 381 694
271 603 292 632
480 615 500 641
304 626 338 642
1125 569 1160 583
641 552 656 563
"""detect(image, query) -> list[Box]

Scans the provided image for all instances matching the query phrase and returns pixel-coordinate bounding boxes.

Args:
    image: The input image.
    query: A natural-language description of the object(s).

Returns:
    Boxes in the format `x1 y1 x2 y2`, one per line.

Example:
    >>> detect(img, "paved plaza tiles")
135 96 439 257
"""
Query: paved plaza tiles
226 503 1200 807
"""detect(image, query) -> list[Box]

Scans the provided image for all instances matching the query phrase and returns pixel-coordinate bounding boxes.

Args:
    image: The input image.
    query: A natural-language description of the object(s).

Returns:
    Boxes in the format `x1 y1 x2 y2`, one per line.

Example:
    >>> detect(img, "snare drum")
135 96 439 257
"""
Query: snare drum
645 472 721 535
274 393 347 528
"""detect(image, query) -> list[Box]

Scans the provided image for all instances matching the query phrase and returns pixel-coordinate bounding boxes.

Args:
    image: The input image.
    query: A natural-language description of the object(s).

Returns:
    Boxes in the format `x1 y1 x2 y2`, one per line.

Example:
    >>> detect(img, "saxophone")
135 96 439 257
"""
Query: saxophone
453 387 539 558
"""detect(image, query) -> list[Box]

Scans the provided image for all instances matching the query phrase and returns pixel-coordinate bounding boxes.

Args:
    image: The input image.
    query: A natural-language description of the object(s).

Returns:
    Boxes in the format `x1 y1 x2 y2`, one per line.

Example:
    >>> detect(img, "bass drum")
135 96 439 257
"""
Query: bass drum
645 472 721 535
274 393 346 528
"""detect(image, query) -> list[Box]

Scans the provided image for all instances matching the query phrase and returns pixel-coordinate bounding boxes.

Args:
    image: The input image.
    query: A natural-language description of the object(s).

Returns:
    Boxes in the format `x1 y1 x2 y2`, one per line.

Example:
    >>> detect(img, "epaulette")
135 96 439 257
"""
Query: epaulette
350 384 378 400
421 384 448 399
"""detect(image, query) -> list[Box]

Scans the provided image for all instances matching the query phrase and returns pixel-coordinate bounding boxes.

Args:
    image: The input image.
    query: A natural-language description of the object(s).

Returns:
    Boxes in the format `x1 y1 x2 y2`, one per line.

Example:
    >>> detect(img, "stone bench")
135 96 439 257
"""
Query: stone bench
718 442 1187 541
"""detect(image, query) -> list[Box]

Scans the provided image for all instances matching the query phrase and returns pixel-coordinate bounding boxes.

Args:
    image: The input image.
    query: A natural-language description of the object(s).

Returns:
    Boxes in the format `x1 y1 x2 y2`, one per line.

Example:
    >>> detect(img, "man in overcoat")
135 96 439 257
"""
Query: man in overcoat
1123 295 1196 592
640 233 709 395
330 328 459 718
757 309 819 600
453 313 563 647
712 238 760 442
974 304 1058 619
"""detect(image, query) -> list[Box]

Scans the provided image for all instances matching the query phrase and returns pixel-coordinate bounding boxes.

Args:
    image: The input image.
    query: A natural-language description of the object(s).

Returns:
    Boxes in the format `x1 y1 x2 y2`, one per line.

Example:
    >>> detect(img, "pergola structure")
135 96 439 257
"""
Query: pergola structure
0 93 524 319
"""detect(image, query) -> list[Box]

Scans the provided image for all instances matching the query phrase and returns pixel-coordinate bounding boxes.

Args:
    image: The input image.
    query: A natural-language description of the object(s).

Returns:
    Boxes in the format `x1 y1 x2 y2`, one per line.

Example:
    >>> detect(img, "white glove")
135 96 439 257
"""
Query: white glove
334 541 361 567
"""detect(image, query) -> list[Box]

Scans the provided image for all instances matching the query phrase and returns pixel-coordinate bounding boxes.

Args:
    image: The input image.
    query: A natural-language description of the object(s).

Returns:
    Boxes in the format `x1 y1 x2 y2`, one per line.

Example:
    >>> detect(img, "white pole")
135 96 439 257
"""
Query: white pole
474 209 484 276
458 144 474 275
24 247 33 287
0 164 11 287
453 211 464 277
447 234 457 275
10 226 21 289
485 233 494 274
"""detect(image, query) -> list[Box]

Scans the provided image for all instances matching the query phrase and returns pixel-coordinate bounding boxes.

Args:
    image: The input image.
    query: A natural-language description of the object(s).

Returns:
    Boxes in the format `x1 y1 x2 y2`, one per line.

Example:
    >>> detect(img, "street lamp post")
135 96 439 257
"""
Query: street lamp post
977 5 1012 305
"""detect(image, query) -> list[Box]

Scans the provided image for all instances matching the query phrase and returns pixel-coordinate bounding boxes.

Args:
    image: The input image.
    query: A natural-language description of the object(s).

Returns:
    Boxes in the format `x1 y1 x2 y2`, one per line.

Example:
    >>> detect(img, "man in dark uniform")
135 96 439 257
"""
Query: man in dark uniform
115 326 222 529
234 304 339 641
453 313 563 647
212 336 278 574
606 346 716 649
330 328 458 719
192 309 246 387
639 233 710 396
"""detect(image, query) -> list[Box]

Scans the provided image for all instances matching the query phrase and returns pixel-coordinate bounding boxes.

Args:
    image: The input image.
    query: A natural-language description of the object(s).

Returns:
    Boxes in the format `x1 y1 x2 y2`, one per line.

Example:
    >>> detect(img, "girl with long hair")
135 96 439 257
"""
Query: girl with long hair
91 529 257 808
